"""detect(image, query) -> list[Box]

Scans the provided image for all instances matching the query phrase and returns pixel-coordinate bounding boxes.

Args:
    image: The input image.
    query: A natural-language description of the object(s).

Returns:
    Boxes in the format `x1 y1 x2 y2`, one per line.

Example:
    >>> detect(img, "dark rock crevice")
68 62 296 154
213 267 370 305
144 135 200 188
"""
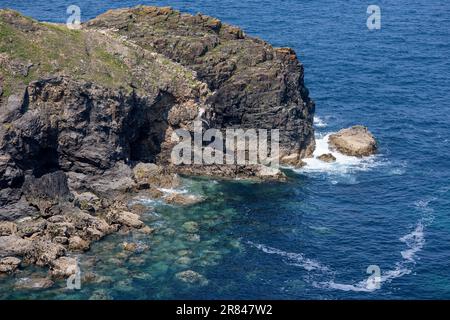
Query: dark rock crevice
125 90 175 163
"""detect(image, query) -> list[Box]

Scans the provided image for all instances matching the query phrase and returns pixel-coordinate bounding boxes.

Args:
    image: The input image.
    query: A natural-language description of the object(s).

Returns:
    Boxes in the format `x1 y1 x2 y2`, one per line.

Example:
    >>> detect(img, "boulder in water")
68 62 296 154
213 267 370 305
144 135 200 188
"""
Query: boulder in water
329 126 377 157
317 153 336 163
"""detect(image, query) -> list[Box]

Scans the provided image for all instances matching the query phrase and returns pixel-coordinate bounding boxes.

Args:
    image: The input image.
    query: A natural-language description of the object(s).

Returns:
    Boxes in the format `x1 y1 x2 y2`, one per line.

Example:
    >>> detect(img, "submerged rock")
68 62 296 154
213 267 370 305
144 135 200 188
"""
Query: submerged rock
185 233 201 242
89 289 112 300
165 193 204 206
148 187 165 199
176 256 192 265
15 277 54 290
182 221 199 233
81 271 97 283
122 241 149 253
175 270 209 286
162 228 176 237
177 249 192 257
128 203 149 216
115 279 135 293
128 256 146 266
329 126 377 157
132 272 152 281
122 242 137 252
139 226 156 235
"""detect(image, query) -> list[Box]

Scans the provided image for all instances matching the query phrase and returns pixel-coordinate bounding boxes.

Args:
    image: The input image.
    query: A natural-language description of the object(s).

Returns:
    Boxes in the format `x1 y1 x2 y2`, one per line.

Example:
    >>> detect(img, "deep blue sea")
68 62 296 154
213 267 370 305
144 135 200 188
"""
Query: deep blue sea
1 0 449 299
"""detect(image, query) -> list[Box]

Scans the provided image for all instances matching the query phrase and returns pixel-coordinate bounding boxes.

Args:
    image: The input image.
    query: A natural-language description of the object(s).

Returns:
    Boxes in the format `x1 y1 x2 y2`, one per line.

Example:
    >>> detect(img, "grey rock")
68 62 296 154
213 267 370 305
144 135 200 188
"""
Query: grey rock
0 235 32 258
50 256 78 278
175 270 209 286
0 256 21 273
15 277 54 290
0 221 17 236
24 240 66 266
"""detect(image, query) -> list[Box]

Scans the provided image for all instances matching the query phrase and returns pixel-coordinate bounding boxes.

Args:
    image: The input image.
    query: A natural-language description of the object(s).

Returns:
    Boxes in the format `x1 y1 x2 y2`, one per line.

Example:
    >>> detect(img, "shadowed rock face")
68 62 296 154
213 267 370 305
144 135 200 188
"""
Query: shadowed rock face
0 7 315 272
86 6 315 158
1 77 180 175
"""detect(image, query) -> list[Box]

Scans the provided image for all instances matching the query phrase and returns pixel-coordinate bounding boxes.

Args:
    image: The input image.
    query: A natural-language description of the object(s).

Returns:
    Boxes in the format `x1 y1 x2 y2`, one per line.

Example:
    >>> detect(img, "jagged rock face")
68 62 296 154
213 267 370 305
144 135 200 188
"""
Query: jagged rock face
1 7 315 180
0 76 195 180
0 7 316 270
0 6 315 211
0 75 200 221
86 6 315 158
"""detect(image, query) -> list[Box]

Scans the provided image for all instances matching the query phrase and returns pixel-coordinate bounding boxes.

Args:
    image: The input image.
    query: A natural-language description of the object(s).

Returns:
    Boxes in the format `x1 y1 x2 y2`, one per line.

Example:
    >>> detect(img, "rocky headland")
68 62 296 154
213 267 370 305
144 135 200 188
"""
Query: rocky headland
0 6 376 280
0 6 316 278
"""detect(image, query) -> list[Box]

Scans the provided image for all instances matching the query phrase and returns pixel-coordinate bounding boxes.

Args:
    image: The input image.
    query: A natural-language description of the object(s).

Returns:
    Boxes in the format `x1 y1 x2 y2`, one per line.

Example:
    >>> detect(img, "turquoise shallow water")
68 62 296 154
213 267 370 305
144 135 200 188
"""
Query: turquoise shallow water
1 0 449 299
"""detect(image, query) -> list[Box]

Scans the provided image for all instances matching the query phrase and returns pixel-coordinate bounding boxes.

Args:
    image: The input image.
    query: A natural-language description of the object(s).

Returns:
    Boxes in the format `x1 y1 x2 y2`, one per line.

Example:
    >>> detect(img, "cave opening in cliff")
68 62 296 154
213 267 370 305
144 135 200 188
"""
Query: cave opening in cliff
17 135 61 179
129 91 176 163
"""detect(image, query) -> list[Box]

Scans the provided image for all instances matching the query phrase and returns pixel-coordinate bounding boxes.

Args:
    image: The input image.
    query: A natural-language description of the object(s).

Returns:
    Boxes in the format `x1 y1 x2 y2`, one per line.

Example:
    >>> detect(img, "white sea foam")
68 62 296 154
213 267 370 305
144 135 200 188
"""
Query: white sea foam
158 187 188 194
250 149 442 293
132 197 162 206
298 133 380 175
388 160 407 175
315 221 425 293
249 218 428 293
248 241 330 272
320 280 375 292
319 262 412 292
380 263 412 282
314 116 328 128
304 186 439 294
400 222 425 261
390 168 405 175
318 214 430 293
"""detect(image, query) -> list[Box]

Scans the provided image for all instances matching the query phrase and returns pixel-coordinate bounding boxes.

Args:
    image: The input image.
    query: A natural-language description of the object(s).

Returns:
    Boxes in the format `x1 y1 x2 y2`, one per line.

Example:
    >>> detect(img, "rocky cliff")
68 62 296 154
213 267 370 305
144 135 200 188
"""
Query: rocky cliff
0 6 315 274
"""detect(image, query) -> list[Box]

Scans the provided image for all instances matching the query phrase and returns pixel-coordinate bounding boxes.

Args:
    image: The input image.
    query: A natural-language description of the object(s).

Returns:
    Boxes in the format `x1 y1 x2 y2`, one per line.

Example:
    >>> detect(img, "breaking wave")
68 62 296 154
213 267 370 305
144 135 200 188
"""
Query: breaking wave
249 194 437 293
158 188 188 194
314 116 328 128
298 133 381 175
247 241 330 272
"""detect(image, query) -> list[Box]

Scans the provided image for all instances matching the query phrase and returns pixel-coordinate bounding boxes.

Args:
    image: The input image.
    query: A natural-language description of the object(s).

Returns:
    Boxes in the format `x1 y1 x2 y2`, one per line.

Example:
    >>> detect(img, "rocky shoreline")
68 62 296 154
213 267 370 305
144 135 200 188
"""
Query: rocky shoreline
0 6 377 282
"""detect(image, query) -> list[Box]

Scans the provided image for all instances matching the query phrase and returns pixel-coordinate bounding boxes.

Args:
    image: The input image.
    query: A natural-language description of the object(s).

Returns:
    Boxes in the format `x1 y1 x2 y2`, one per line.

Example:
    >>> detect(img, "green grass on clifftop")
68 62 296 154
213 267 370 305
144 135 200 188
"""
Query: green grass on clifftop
0 9 134 99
